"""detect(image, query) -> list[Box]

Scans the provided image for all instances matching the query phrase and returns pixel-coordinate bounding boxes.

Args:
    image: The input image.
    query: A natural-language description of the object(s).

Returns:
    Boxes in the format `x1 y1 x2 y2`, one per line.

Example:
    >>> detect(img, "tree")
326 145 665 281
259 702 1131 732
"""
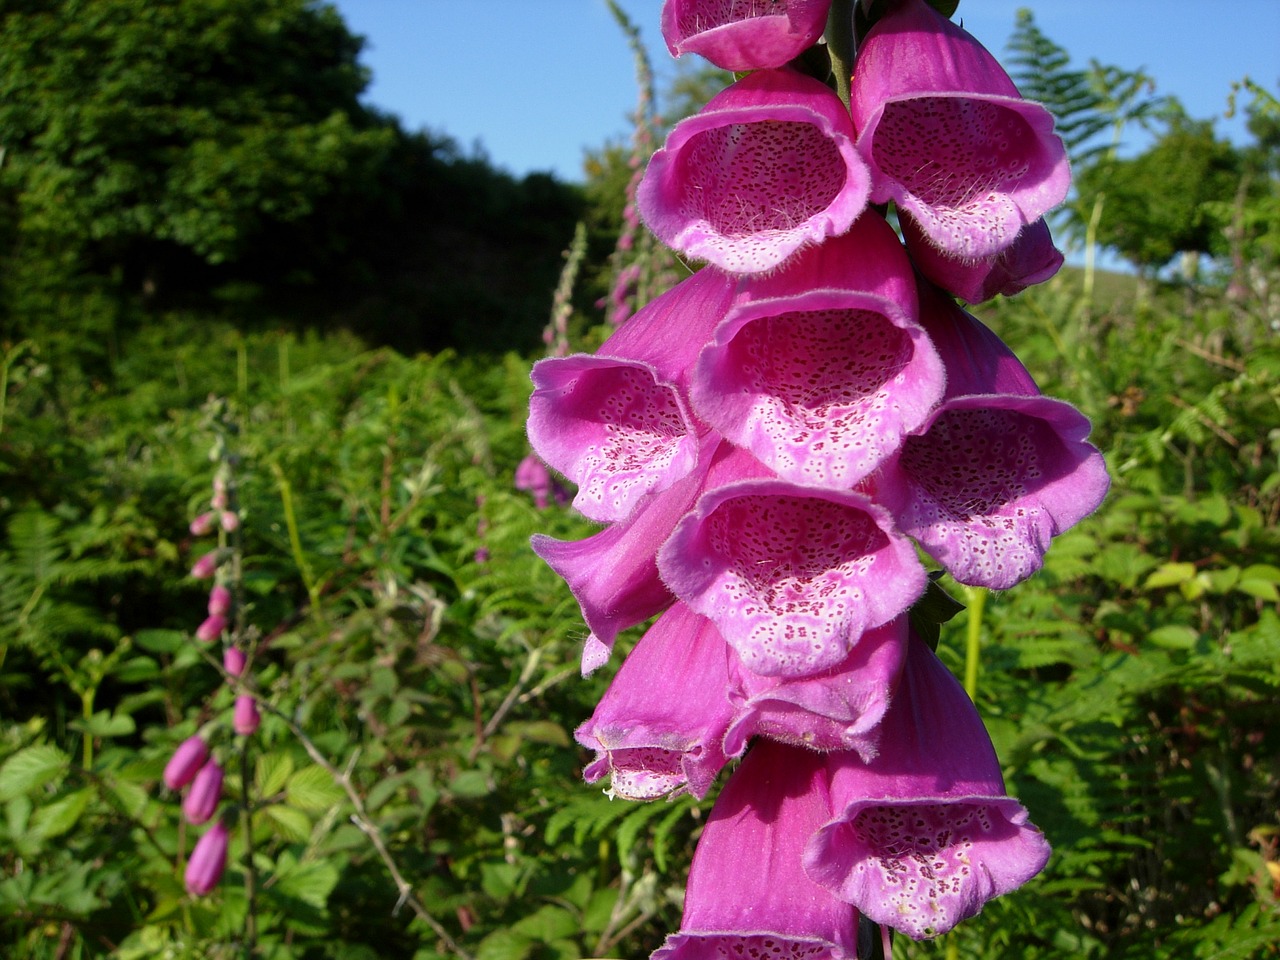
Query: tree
1076 113 1244 274
0 0 395 295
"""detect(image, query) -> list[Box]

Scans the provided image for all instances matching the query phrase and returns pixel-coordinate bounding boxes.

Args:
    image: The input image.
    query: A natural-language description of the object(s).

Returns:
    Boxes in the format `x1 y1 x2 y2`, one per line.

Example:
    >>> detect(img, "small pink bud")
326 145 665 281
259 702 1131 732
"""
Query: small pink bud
220 511 240 532
207 585 232 617
189 512 216 536
223 647 247 677
210 484 229 510
195 614 226 643
233 696 261 736
185 820 229 896
183 760 223 824
163 735 209 790
190 551 220 579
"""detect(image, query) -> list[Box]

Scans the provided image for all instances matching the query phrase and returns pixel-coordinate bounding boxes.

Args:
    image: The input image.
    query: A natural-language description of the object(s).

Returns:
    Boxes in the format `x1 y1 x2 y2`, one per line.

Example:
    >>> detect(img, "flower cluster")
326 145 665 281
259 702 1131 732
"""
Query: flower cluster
529 0 1110 952
166 424 261 896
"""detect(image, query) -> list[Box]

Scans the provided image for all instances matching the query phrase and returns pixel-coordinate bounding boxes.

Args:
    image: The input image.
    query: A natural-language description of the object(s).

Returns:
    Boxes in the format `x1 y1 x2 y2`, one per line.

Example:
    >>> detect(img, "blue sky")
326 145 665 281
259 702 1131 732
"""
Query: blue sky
329 1 1280 182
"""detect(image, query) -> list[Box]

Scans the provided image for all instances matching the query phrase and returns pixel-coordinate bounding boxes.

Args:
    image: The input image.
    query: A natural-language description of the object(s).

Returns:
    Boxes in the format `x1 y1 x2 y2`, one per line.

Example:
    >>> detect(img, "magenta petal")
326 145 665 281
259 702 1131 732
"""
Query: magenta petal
905 214 1064 303
725 615 908 761
692 216 944 488
661 0 831 72
654 739 858 960
639 68 871 274
185 820 230 896
533 438 766 650
851 0 1069 259
804 636 1051 940
915 282 1040 398
576 603 734 800
529 356 701 521
881 394 1109 589
659 479 926 677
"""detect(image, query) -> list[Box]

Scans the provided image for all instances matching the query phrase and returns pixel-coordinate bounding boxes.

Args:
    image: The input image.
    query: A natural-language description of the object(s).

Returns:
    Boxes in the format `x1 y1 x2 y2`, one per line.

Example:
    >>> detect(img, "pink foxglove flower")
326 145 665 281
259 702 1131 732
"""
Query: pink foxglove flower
207 584 232 617
219 510 240 532
195 614 226 643
189 512 216 536
660 0 831 72
724 615 908 762
880 287 1109 588
223 646 246 677
233 695 260 736
163 735 209 790
691 214 944 488
183 759 223 825
805 633 1051 940
904 214 1064 304
638 68 871 274
190 551 220 580
576 603 735 800
528 269 736 522
185 820 229 896
532 437 766 653
514 454 554 510
652 739 858 960
851 0 1070 259
659 479 926 677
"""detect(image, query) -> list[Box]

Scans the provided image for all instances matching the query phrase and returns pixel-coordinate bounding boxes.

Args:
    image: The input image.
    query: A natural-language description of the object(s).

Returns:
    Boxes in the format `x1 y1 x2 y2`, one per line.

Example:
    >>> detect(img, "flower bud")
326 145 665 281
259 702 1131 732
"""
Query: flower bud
189 512 215 536
163 735 209 790
223 646 247 677
220 511 240 532
207 584 232 617
195 614 226 643
234 695 261 736
183 759 223 824
185 820 229 896
190 551 220 580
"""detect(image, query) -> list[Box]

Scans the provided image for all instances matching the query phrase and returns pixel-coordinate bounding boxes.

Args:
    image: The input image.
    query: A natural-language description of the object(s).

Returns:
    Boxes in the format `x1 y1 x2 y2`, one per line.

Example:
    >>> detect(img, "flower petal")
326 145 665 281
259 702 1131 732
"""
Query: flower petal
804 634 1051 940
904 214 1064 304
639 68 870 274
659 479 926 677
661 0 831 72
692 216 943 488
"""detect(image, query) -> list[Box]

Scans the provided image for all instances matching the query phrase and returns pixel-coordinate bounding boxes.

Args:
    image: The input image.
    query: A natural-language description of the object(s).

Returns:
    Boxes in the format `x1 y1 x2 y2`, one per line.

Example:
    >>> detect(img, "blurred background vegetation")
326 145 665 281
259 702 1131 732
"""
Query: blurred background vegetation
0 1 1277 958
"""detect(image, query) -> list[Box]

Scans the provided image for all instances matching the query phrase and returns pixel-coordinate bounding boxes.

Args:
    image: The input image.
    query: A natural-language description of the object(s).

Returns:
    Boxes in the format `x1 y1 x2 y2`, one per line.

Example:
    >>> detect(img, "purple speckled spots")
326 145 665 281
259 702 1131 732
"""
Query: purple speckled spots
659 480 925 677
662 0 831 71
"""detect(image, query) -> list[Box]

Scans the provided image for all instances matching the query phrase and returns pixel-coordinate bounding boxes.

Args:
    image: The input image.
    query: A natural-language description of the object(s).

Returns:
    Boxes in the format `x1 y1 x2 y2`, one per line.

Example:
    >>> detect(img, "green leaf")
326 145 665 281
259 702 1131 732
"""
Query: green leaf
255 752 295 799
260 803 312 843
1237 578 1280 601
70 709 136 738
1145 625 1198 650
286 765 346 812
1143 562 1197 589
30 788 92 840
506 720 569 748
274 857 339 909
0 744 70 802
448 769 490 798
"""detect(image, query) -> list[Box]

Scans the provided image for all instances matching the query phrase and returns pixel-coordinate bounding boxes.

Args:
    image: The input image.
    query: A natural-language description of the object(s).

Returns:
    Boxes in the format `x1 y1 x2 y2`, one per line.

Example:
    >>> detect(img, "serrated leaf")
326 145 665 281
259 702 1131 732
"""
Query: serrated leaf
71 710 135 738
255 752 295 799
1237 578 1280 601
30 788 92 840
476 929 533 960
260 803 312 842
274 858 339 909
0 745 70 802
286 765 345 812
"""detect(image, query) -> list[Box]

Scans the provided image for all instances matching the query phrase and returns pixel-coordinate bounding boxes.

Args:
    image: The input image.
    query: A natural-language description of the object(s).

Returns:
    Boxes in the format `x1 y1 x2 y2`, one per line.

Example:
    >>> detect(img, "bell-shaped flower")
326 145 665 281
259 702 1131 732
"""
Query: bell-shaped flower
659 479 926 677
190 550 220 580
234 695 261 736
903 214 1064 304
576 602 735 800
879 287 1109 588
182 759 223 825
653 738 859 960
851 0 1069 259
691 214 944 488
638 68 871 274
515 454 554 510
207 584 232 618
724 615 908 763
163 735 210 791
189 512 216 536
195 613 226 643
223 646 247 678
185 820 230 896
532 437 767 654
804 633 1051 940
660 0 831 72
528 269 736 522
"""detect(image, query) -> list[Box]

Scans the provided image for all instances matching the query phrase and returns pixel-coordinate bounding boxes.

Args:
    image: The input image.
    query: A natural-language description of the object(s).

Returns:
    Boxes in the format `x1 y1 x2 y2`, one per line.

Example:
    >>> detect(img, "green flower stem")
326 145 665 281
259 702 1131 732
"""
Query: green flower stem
963 585 987 700
825 0 856 110
271 462 324 622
